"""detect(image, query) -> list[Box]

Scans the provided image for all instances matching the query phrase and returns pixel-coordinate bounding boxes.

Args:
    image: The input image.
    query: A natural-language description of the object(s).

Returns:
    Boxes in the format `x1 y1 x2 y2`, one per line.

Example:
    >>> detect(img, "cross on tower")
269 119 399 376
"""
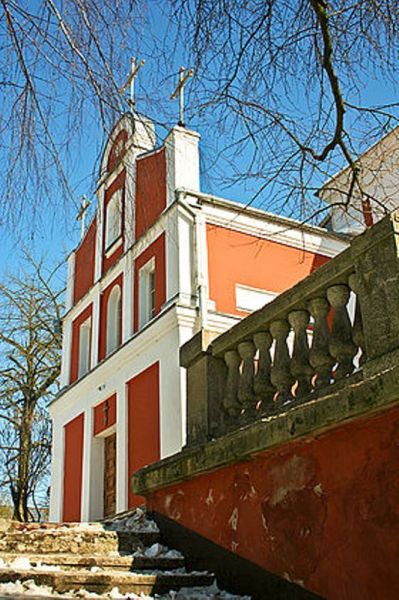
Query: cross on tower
119 57 145 111
76 194 91 240
170 66 194 127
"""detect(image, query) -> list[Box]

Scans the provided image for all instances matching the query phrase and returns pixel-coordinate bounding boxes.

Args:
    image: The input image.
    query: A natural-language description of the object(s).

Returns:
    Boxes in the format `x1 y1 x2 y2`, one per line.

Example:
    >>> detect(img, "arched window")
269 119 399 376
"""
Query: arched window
106 285 121 355
105 189 122 251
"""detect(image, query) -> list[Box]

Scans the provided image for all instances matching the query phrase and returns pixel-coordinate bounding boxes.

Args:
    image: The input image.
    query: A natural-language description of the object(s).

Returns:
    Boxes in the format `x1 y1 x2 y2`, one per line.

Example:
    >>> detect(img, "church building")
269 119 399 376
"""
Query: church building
48 112 347 522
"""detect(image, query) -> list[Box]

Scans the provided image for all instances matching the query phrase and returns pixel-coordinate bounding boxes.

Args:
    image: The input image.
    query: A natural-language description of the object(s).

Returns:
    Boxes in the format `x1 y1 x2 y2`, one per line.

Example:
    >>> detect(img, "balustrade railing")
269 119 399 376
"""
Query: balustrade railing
181 211 399 444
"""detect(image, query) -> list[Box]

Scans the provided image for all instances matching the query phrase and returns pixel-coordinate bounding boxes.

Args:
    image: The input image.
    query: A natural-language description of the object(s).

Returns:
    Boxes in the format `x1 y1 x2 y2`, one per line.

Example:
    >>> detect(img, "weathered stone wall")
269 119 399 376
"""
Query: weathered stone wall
142 404 399 600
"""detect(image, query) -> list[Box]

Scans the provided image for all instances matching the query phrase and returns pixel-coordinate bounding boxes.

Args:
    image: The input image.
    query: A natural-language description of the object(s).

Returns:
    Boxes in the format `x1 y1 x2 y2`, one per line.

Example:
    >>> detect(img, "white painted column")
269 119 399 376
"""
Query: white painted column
60 318 73 388
166 207 179 303
65 252 76 312
123 255 133 343
116 382 128 513
94 197 103 283
80 408 93 521
124 161 136 251
48 415 65 522
159 327 183 458
177 207 194 306
194 209 210 329
88 434 104 521
91 290 100 369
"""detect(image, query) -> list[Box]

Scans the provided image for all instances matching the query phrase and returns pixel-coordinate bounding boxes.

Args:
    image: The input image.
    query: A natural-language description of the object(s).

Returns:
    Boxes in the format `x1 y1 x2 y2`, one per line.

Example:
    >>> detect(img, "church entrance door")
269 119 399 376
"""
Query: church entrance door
103 433 117 517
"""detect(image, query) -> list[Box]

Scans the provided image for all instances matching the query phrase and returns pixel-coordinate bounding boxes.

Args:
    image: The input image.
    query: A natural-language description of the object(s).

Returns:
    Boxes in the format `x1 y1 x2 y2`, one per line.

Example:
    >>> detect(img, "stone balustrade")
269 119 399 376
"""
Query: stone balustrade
181 210 399 445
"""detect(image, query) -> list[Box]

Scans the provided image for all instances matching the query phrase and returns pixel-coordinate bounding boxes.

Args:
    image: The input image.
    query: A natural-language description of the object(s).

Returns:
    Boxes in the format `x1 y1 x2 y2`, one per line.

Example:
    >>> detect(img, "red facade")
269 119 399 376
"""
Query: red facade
127 363 160 508
62 413 84 522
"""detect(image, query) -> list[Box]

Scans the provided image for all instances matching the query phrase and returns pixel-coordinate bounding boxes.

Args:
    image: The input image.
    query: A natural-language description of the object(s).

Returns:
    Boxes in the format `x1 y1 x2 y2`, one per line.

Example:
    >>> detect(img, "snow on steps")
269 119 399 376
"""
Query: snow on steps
0 508 250 599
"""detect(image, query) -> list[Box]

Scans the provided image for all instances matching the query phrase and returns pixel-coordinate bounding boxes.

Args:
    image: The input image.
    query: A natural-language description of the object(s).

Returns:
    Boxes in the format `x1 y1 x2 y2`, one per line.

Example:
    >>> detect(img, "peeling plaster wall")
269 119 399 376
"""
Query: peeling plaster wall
148 406 399 600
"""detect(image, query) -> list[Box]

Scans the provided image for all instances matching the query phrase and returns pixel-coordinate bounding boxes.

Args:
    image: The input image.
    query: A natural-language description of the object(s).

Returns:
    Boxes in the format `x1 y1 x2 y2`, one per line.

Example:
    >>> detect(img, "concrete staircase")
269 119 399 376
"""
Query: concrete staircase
0 509 246 598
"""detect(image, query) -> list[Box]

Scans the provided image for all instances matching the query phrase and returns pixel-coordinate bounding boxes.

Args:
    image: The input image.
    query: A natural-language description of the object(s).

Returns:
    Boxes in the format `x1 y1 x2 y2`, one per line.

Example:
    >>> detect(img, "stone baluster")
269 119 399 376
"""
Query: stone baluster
253 331 275 411
308 297 334 388
270 319 293 405
326 284 357 379
288 309 314 399
237 341 256 415
223 350 241 417
348 273 366 366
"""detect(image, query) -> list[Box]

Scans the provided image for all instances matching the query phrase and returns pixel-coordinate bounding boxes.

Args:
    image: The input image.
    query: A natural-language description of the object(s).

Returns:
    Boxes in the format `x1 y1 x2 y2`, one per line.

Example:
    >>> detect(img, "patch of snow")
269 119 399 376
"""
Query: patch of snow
144 543 164 558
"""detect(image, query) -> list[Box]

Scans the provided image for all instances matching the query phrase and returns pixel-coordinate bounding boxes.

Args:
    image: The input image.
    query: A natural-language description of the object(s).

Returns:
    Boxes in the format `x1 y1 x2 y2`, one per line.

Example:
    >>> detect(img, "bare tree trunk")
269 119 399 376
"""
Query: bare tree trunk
12 401 35 521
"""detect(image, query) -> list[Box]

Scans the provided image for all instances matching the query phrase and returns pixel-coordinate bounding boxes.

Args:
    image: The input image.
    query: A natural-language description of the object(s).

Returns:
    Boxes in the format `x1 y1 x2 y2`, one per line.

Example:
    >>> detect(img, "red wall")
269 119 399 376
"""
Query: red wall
70 303 93 384
148 406 399 600
102 170 126 274
206 224 329 315
135 149 166 240
73 219 96 305
98 274 123 362
133 233 166 332
62 413 84 522
127 363 160 508
93 394 117 436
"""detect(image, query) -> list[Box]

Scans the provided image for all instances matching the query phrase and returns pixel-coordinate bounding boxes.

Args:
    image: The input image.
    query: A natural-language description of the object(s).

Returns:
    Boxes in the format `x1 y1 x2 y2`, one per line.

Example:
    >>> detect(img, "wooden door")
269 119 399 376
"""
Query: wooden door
103 433 116 517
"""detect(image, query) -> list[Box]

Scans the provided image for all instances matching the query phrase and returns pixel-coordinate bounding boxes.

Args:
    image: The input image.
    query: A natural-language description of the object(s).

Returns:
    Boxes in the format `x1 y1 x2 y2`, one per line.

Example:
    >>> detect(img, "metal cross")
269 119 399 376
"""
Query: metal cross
119 56 145 111
103 399 109 427
170 66 194 127
76 194 91 240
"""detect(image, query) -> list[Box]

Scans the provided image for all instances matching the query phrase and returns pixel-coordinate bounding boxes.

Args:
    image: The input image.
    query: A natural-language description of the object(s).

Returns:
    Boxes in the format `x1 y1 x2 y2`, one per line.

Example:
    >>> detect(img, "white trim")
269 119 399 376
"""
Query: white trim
200 201 347 258
104 235 123 259
235 284 277 313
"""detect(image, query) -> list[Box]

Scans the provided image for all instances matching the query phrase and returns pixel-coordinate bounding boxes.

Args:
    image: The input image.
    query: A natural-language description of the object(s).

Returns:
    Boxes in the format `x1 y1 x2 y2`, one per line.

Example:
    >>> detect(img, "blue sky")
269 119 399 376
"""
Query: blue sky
1 1 398 283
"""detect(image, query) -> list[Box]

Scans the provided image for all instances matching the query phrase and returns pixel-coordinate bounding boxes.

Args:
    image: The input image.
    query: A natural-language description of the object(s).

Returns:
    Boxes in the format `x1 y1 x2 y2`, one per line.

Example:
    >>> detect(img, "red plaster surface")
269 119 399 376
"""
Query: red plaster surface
102 170 126 274
128 363 160 508
62 413 84 522
98 274 123 362
69 304 93 384
135 149 166 240
133 233 166 332
73 219 96 305
206 224 330 315
148 407 399 600
93 394 117 436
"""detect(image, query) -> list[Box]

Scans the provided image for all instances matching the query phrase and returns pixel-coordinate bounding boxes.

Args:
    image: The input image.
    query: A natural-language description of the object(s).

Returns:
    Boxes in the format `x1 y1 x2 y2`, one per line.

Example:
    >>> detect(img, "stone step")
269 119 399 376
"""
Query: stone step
0 527 159 555
0 552 185 572
113 529 160 551
0 567 215 595
0 528 122 555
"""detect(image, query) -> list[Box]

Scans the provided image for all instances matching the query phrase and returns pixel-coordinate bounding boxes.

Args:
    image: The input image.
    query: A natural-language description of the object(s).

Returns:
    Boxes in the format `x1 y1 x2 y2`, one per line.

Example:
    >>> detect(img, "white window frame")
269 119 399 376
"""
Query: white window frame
78 316 91 378
235 284 277 313
138 257 156 330
105 189 123 254
106 285 121 356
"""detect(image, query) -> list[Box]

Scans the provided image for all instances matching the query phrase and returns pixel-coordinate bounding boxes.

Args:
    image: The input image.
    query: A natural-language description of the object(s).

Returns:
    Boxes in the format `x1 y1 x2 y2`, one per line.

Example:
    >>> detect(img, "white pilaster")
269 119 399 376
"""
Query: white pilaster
80 408 92 521
65 252 76 312
48 416 64 522
123 255 133 343
94 200 103 283
60 318 73 388
165 126 200 206
91 290 100 369
116 382 128 513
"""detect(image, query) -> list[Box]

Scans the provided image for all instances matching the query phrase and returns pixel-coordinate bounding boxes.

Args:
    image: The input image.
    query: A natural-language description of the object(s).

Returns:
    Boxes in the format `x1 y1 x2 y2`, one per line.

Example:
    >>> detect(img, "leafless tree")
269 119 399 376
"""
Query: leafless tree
0 0 151 234
169 0 399 224
0 256 63 521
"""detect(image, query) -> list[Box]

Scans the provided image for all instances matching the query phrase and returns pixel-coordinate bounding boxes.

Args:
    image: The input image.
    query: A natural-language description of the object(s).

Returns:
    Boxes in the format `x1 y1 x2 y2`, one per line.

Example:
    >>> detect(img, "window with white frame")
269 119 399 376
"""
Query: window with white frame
235 284 277 312
78 317 91 378
106 285 121 356
105 189 122 251
138 257 156 329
